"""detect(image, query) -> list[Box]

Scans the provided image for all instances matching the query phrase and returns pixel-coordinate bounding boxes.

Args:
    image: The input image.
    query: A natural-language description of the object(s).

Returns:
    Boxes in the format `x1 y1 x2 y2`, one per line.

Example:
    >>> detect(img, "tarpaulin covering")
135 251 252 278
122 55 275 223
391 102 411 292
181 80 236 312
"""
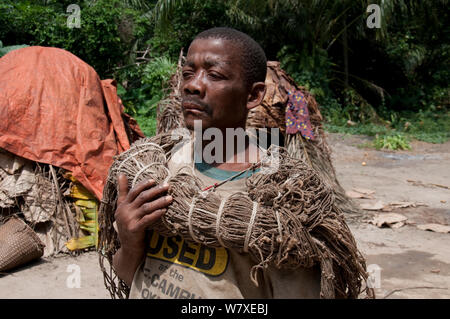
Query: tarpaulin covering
0 46 144 200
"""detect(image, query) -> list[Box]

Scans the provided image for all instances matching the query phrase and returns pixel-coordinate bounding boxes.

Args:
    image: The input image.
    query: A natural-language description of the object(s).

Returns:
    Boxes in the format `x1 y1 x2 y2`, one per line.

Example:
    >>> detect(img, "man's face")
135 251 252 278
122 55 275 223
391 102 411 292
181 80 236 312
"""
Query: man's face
181 38 250 131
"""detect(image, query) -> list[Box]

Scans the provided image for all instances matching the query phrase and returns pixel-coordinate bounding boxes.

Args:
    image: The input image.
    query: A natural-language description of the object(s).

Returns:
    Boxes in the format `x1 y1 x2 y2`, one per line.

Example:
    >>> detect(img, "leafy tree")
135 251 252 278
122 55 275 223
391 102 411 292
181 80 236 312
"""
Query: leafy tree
1 0 447 140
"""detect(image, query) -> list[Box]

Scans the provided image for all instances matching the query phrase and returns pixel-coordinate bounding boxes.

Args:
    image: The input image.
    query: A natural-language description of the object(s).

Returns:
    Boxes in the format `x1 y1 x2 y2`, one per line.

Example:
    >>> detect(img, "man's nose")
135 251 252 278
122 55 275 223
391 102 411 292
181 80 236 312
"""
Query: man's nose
182 72 205 97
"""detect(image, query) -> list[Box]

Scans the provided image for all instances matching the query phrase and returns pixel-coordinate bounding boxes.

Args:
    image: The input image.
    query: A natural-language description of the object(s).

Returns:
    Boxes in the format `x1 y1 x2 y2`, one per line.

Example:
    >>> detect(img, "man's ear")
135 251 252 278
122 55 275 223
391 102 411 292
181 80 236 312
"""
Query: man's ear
246 82 266 110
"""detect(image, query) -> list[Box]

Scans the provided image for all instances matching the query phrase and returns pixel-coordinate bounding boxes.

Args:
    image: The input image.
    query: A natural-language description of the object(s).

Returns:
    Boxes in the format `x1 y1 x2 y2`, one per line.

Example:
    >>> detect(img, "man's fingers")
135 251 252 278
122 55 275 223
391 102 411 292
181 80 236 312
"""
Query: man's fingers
137 195 173 218
117 174 129 204
127 179 157 203
137 209 167 230
133 183 170 208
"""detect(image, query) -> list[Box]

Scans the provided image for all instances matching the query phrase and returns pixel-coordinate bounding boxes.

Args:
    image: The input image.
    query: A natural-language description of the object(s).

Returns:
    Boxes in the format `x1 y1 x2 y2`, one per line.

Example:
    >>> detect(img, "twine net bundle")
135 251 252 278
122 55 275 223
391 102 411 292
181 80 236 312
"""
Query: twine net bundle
156 51 185 135
260 63 362 217
98 131 369 299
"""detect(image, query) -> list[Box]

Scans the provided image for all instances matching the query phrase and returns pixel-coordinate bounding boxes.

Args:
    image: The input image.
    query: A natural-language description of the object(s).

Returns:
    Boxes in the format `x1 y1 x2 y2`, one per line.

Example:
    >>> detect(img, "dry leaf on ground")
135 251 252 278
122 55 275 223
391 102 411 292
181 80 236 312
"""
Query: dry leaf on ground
346 190 373 199
430 269 441 274
390 221 406 229
370 213 408 228
417 224 450 233
353 188 376 195
382 201 428 211
389 201 427 208
346 187 375 199
361 200 385 211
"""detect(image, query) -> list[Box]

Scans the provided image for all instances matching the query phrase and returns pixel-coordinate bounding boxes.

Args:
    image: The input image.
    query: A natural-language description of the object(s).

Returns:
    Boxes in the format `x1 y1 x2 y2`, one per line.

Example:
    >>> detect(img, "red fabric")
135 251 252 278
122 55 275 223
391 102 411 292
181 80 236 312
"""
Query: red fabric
0 46 144 200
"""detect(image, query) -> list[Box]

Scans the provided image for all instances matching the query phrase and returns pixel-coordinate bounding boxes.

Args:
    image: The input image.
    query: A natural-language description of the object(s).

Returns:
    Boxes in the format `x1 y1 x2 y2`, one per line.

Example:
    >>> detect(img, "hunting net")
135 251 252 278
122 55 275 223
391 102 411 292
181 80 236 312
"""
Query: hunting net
98 132 371 299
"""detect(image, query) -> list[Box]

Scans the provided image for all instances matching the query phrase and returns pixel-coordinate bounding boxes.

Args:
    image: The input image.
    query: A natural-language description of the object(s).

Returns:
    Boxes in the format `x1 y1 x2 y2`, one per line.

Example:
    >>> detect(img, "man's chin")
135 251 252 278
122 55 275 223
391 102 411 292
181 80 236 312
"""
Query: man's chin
183 114 209 131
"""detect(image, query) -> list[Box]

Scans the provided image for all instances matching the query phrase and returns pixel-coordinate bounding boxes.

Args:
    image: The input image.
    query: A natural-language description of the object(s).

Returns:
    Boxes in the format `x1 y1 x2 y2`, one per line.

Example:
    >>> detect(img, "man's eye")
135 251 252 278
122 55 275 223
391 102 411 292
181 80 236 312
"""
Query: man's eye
208 72 224 80
182 71 193 79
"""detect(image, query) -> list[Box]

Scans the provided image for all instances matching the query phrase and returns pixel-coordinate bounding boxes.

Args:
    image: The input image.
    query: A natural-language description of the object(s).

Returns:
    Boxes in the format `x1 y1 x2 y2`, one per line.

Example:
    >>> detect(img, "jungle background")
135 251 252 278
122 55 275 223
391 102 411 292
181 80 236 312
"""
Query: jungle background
1 0 449 147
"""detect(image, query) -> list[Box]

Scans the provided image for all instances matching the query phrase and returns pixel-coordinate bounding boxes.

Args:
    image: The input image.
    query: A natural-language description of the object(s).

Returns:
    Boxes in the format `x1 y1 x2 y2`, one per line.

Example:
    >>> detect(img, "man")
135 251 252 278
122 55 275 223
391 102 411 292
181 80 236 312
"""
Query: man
112 27 321 299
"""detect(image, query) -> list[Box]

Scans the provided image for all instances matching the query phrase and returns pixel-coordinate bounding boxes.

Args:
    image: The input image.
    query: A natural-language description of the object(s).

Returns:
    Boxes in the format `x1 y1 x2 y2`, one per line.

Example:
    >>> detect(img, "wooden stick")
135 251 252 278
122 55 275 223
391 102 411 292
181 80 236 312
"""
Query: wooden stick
49 165 73 239
407 179 450 190
383 286 448 299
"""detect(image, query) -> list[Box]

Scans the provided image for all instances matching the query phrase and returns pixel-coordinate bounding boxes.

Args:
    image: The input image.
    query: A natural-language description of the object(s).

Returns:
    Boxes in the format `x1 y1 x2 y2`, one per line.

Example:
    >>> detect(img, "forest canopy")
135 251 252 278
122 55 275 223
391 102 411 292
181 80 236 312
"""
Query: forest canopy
1 0 448 144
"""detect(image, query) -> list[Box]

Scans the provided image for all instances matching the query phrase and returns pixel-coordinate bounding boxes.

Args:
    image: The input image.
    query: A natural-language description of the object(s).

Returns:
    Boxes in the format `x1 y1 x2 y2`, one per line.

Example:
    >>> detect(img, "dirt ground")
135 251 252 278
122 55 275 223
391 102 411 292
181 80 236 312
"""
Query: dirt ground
0 132 448 299
329 133 450 299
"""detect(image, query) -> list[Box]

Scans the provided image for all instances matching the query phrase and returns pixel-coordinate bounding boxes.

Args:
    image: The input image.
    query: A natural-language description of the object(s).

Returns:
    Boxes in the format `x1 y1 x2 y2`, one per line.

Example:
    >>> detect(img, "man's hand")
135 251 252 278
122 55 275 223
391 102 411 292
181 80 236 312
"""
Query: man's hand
112 174 173 286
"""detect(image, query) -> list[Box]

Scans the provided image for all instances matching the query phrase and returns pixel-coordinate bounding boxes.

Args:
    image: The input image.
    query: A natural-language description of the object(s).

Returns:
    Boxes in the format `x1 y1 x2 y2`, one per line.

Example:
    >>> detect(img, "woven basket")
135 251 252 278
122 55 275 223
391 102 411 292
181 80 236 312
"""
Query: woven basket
0 216 45 272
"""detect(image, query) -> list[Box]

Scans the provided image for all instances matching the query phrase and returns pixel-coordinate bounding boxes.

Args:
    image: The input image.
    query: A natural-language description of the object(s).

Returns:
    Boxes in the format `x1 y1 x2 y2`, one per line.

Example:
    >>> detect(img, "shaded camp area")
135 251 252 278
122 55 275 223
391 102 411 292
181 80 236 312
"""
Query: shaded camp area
0 46 143 268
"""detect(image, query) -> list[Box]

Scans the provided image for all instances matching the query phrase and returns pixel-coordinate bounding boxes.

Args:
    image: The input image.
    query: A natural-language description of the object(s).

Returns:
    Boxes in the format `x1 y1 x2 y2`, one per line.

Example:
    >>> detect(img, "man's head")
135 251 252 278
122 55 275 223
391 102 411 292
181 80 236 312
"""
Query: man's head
181 27 267 131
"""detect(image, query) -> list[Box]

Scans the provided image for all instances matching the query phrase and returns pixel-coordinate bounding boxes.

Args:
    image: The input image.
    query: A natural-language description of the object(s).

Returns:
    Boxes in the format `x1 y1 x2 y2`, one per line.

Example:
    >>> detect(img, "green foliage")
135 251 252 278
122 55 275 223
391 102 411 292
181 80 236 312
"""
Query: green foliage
0 0 146 77
375 1 449 113
147 0 230 60
1 0 448 143
394 109 450 144
277 45 332 102
134 113 158 137
326 108 450 145
324 123 391 137
142 56 177 100
115 56 176 137
373 134 411 151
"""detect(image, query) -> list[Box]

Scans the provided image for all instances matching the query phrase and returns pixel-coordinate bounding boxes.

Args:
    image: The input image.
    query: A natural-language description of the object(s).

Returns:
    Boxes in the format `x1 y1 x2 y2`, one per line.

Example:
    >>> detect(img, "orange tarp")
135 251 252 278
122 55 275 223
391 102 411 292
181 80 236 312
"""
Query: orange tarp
0 46 144 200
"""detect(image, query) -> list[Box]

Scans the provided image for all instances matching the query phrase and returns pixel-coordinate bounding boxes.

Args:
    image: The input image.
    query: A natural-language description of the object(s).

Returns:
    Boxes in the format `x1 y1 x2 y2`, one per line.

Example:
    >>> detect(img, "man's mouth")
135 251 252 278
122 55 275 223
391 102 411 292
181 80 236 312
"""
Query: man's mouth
182 100 209 115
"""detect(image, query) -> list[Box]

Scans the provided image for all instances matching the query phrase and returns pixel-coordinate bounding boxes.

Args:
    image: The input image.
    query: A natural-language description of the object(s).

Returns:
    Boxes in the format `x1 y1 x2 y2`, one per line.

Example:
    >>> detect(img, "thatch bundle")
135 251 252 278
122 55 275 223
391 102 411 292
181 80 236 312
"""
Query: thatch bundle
156 57 361 217
0 149 93 258
98 131 370 299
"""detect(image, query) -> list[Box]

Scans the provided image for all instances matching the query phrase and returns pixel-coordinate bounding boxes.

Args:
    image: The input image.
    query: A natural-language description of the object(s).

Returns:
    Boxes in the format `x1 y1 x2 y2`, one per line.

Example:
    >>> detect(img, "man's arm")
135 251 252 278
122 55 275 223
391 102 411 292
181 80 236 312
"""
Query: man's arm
112 174 172 287
113 246 146 287
267 265 322 299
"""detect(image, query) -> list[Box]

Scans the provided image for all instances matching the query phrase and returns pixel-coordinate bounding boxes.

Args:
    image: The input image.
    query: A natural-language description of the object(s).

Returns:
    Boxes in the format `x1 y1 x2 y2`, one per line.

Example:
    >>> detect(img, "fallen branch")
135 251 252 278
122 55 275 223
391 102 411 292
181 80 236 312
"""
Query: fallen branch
384 286 449 299
49 165 72 239
407 179 450 190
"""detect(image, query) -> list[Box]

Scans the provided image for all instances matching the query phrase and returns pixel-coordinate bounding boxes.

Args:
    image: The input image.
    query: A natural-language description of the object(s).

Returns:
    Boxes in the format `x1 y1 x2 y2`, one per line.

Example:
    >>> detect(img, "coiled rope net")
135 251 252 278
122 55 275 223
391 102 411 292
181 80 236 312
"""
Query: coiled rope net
98 131 370 299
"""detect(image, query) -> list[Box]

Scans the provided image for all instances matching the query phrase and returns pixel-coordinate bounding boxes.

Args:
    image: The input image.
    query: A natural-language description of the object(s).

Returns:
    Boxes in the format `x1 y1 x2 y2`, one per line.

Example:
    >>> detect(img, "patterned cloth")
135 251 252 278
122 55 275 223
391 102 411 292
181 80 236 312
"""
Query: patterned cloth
285 90 315 140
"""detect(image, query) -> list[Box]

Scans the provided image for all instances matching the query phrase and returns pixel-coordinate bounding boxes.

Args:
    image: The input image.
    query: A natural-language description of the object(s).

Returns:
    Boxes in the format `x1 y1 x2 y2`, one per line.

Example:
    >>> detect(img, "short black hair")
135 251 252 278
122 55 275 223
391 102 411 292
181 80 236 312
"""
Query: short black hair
193 27 267 88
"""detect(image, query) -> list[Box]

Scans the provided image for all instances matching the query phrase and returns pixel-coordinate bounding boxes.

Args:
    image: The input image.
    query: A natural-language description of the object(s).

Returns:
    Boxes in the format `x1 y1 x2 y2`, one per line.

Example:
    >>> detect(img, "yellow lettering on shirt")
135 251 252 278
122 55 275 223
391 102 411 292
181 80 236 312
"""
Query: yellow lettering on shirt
146 230 228 276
